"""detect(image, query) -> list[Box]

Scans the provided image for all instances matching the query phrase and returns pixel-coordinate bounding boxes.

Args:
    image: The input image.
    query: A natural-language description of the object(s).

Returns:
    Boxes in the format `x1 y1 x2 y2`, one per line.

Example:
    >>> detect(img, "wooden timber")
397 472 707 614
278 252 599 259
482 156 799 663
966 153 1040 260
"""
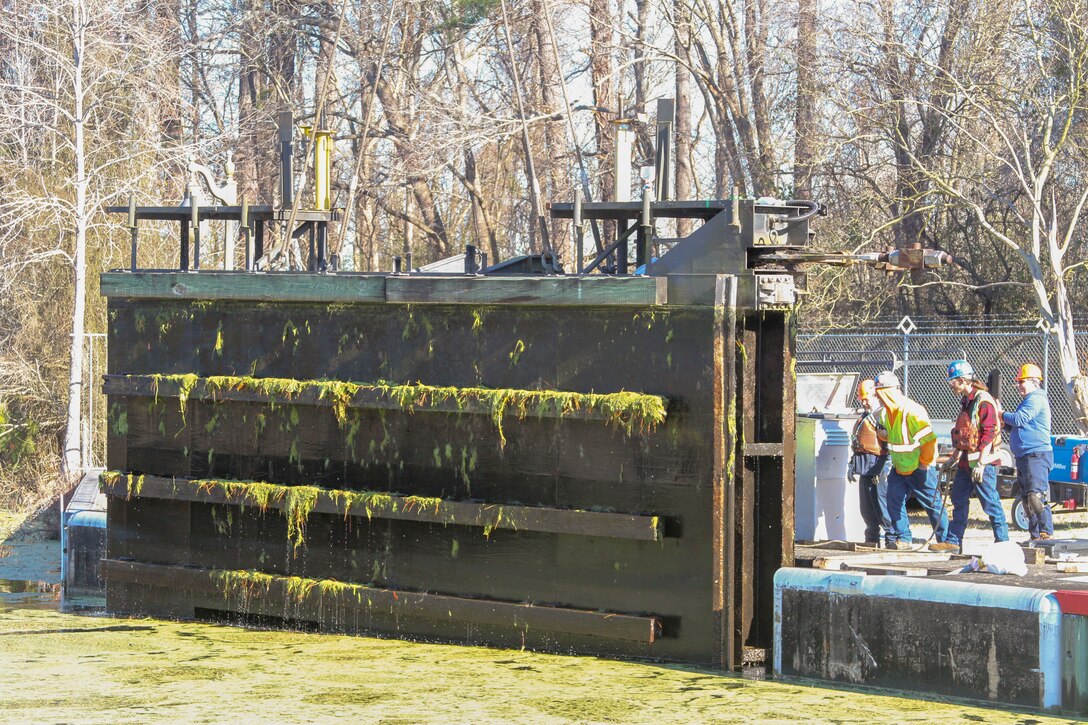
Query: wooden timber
101 559 661 643
100 271 386 303
100 271 666 306
101 374 666 427
100 474 665 541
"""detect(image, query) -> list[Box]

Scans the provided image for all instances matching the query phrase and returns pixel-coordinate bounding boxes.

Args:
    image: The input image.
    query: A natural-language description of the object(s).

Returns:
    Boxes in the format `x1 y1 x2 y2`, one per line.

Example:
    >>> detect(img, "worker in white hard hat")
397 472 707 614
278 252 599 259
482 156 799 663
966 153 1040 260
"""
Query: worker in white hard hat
872 370 950 549
930 359 1008 553
1004 363 1054 540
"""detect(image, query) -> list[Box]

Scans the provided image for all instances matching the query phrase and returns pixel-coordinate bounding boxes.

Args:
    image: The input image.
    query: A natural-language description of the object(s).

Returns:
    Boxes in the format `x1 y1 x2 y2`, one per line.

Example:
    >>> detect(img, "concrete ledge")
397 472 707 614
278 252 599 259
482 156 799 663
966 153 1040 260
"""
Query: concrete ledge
773 567 1062 711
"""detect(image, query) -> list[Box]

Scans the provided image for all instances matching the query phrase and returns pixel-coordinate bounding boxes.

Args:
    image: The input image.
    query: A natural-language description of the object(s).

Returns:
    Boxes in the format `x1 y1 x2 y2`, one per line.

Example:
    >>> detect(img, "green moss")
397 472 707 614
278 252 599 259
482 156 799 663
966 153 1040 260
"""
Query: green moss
125 473 145 499
211 569 273 601
110 404 129 436
131 374 667 448
508 339 526 366
285 486 320 550
213 323 224 357
284 575 316 602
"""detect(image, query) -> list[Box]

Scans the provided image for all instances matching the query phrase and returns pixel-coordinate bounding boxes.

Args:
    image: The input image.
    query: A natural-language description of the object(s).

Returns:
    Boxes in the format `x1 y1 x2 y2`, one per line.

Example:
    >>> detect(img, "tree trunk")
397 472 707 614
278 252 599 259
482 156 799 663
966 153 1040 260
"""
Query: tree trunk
531 0 566 260
633 0 654 159
61 1 89 480
372 73 449 258
674 0 694 233
793 0 817 199
744 0 774 194
589 0 615 242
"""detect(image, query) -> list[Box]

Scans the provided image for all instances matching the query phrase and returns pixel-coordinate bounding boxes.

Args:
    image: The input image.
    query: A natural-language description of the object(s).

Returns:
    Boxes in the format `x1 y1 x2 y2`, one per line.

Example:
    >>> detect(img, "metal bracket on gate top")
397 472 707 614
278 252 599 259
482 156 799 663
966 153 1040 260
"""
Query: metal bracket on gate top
897 315 916 335
743 442 784 457
1036 318 1053 334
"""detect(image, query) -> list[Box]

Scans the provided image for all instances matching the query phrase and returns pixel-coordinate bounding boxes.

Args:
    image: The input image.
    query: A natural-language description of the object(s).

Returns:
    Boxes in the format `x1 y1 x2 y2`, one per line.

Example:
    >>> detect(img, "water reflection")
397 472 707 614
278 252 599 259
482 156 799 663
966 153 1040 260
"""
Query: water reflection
0 578 104 613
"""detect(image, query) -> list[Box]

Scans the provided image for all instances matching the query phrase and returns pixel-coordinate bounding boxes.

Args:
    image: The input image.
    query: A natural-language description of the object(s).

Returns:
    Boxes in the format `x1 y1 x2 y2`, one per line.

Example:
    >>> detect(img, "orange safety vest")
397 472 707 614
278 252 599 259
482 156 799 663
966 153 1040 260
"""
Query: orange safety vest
851 413 884 456
951 390 1001 468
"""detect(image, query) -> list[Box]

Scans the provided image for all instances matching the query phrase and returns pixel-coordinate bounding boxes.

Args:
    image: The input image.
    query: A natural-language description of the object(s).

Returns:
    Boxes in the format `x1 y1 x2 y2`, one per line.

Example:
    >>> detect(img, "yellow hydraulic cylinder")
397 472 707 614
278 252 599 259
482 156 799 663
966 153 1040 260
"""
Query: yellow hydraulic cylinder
302 125 334 210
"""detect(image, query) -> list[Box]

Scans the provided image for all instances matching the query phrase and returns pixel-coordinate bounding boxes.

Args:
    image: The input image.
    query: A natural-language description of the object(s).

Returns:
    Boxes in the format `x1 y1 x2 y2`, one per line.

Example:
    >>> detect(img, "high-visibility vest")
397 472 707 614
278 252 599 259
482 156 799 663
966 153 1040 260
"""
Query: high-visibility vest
951 390 1002 468
879 399 936 474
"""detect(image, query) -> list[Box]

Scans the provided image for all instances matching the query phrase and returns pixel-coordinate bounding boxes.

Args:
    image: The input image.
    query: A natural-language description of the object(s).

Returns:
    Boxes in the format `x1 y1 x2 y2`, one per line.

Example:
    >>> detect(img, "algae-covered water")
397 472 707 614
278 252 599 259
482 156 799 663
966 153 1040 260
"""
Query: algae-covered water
1 511 1082 724
0 594 1075 724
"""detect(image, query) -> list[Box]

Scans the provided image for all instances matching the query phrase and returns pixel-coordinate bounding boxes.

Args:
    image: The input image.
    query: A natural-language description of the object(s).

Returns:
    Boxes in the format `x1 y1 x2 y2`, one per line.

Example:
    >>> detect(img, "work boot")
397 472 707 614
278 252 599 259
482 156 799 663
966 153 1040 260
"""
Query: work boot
928 541 959 553
1039 532 1052 540
894 541 915 551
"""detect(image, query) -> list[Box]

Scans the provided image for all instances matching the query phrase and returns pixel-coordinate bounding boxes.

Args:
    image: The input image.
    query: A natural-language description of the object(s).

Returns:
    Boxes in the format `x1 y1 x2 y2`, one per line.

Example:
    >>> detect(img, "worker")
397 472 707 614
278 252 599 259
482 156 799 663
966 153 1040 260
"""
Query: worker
850 379 894 547
930 360 1009 552
1003 363 1054 540
872 370 950 549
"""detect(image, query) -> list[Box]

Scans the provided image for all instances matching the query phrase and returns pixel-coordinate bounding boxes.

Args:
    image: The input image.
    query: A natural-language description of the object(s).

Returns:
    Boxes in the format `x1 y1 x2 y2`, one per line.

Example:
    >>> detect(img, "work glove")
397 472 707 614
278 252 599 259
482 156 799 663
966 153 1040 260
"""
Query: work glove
971 465 985 484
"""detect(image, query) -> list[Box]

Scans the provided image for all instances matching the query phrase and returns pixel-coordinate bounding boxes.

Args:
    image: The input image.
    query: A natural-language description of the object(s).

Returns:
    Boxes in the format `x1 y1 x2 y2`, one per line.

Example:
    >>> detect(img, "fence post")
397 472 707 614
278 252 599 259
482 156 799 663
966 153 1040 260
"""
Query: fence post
1038 318 1052 391
898 316 916 397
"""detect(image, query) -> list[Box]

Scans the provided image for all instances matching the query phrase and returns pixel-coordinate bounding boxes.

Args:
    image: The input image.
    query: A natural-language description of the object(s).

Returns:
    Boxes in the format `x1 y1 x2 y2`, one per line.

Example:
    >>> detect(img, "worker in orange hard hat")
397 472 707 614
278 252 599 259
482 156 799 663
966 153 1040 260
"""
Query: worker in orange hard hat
851 379 894 547
1004 362 1054 540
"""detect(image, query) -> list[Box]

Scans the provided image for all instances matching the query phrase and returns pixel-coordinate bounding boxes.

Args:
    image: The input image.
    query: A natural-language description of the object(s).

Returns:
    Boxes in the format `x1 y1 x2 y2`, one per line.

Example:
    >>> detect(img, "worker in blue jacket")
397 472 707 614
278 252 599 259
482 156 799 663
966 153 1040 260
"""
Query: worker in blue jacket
1003 363 1054 540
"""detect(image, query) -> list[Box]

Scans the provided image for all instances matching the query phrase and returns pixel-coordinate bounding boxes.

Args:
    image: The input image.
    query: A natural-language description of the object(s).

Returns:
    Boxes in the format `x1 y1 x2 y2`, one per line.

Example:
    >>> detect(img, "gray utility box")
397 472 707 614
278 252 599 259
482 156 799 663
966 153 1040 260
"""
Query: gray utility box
795 373 865 542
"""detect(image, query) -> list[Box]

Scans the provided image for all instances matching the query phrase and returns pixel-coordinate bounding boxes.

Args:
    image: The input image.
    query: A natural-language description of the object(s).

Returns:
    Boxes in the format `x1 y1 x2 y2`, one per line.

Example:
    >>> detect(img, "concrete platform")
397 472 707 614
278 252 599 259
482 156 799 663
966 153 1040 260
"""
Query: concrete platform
777 540 1088 715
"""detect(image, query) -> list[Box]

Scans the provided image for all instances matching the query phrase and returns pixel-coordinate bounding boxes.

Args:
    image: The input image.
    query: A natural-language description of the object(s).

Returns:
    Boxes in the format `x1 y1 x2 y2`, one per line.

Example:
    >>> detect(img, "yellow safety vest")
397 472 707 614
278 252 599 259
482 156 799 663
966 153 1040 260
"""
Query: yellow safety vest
879 399 936 475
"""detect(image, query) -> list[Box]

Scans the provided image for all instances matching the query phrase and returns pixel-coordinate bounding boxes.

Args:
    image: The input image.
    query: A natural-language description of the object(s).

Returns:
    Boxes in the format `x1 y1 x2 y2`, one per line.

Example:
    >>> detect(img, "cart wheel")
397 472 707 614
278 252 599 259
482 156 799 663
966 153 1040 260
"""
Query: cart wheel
1011 498 1030 532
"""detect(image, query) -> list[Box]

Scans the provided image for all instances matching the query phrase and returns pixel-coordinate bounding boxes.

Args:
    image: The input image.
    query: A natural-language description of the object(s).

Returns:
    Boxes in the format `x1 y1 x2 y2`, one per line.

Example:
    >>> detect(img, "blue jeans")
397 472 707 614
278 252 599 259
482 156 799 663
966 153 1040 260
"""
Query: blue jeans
859 468 894 545
1017 451 1054 538
946 464 1008 545
887 467 949 543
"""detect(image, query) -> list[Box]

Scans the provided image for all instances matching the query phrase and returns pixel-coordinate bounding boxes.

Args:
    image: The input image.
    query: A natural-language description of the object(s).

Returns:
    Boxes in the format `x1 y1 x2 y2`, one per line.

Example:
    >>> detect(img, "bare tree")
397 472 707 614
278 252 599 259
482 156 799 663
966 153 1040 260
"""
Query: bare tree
907 0 1088 429
0 0 184 485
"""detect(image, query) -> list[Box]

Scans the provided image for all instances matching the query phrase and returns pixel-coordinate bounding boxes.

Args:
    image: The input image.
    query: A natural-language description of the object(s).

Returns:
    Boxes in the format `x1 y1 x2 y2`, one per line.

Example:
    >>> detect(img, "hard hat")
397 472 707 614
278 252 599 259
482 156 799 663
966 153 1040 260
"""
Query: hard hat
874 370 900 390
946 359 974 381
856 379 876 402
1015 363 1043 381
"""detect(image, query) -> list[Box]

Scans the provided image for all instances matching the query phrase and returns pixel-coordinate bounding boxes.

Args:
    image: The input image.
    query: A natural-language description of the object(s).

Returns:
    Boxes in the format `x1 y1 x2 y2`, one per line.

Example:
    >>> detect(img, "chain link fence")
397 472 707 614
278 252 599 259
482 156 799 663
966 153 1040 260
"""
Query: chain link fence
798 316 1088 434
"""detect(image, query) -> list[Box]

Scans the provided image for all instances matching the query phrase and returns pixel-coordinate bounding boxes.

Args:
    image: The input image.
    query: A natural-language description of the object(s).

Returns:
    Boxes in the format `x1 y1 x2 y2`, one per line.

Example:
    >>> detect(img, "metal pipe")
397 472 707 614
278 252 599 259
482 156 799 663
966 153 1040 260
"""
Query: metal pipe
128 193 138 272
465 244 477 274
638 185 652 270
180 221 189 271
278 111 294 207
59 490 66 594
731 185 741 230
654 99 673 202
614 120 633 202
317 223 328 273
573 190 584 274
241 195 253 271
782 199 822 222
190 198 200 270
254 221 264 266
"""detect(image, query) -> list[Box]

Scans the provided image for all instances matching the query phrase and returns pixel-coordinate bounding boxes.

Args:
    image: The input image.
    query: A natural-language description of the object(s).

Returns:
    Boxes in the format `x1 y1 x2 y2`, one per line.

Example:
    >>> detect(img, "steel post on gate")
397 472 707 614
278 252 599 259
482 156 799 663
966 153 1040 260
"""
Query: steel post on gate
898 316 916 397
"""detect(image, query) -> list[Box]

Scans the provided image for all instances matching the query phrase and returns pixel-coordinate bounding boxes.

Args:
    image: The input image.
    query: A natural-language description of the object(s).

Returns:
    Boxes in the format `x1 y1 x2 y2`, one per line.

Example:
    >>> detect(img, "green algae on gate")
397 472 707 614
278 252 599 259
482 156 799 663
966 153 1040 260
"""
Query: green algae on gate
98 472 662 548
138 372 669 446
